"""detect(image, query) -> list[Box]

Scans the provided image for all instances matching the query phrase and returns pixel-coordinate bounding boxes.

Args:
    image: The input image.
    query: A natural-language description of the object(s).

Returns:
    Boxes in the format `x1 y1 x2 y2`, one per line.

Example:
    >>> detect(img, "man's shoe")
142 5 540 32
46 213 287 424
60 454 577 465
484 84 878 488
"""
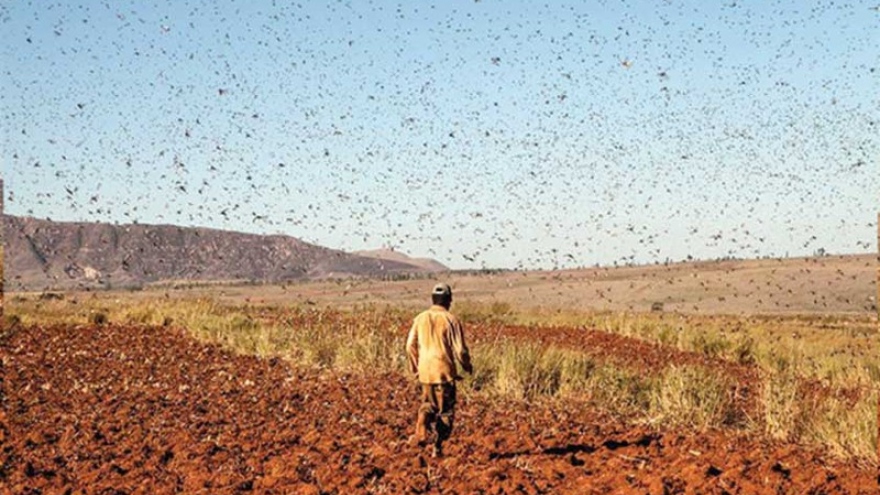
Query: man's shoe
408 434 428 447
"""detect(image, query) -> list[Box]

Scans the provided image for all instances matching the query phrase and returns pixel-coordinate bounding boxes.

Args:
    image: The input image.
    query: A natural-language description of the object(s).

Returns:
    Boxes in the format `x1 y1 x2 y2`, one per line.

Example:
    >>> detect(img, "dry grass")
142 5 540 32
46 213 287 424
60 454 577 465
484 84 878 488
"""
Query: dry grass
757 347 878 463
466 345 739 432
456 302 877 390
648 365 737 431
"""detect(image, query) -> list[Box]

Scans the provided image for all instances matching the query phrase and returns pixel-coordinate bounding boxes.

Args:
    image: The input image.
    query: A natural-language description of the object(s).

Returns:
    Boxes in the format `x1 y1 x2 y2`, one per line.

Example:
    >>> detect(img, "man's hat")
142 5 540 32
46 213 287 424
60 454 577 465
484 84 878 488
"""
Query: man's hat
432 283 452 296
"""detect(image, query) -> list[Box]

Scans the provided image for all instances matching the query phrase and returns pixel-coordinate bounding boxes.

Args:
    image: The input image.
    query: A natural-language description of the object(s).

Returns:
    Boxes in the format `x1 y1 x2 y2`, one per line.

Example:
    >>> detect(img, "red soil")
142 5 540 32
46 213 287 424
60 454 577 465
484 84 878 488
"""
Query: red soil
1 323 875 494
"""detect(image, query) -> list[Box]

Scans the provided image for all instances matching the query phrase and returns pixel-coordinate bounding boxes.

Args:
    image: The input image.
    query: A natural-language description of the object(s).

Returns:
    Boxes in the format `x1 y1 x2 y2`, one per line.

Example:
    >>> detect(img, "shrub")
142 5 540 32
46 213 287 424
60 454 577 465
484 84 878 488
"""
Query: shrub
90 312 108 326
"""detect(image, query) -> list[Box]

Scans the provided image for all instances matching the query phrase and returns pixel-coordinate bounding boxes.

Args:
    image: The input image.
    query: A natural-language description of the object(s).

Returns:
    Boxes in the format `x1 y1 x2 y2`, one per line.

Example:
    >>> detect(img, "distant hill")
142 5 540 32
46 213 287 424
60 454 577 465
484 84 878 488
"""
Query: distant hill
2 215 446 291
353 248 448 273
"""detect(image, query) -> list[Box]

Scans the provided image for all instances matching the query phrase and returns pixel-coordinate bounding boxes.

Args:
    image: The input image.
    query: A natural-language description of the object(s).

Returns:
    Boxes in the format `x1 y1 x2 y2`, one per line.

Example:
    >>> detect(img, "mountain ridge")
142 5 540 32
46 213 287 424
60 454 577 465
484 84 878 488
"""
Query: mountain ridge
2 215 447 291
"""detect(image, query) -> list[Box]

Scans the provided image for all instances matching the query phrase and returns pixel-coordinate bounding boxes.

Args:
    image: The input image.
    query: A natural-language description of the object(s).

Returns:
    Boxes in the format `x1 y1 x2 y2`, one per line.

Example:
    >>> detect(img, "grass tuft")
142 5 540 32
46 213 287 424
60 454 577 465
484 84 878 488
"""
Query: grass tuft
648 365 736 431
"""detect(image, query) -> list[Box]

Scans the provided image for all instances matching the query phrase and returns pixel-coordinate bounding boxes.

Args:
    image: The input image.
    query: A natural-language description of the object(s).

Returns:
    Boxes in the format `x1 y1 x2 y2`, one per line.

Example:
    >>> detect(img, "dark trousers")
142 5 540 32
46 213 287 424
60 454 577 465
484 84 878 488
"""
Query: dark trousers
415 382 456 449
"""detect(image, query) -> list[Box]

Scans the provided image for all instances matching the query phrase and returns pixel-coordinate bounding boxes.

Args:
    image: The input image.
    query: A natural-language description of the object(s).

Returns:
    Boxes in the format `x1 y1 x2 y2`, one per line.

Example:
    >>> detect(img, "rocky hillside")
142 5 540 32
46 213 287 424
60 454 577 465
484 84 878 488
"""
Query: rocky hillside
2 215 446 291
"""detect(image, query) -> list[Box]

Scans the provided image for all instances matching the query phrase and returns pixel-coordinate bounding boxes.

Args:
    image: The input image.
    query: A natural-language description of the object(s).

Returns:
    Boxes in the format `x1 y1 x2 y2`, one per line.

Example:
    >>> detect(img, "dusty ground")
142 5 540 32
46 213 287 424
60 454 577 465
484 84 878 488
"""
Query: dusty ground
122 253 877 316
2 323 874 494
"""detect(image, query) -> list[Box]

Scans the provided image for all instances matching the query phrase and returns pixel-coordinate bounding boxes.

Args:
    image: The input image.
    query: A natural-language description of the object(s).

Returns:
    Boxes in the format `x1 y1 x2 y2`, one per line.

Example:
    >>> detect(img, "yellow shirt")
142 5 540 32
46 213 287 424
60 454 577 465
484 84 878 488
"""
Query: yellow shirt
406 305 472 384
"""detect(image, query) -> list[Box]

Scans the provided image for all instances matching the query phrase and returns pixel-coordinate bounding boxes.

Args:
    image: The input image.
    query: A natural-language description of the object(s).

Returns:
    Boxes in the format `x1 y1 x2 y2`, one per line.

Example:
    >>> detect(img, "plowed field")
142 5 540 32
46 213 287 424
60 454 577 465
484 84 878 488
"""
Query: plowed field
1 323 874 494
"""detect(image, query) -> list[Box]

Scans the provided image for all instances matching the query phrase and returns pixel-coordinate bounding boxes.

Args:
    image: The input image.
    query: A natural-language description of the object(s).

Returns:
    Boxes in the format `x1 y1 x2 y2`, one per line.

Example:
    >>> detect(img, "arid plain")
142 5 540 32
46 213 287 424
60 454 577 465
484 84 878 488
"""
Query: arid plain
3 253 878 493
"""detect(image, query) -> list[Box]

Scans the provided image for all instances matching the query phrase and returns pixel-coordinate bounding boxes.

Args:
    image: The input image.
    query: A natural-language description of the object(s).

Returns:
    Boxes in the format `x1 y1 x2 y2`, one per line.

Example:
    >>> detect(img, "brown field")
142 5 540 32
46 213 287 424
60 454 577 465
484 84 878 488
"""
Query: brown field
2 253 878 493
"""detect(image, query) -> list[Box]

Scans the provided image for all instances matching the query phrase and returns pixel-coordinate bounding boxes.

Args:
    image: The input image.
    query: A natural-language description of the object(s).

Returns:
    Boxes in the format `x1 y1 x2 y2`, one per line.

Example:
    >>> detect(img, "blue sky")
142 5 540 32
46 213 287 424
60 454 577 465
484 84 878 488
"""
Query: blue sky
2 1 877 269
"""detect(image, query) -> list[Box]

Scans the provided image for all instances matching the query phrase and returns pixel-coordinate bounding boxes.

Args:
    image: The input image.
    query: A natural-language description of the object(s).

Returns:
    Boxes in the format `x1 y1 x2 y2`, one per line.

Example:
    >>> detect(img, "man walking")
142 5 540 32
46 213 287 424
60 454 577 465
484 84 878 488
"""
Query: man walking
406 283 473 458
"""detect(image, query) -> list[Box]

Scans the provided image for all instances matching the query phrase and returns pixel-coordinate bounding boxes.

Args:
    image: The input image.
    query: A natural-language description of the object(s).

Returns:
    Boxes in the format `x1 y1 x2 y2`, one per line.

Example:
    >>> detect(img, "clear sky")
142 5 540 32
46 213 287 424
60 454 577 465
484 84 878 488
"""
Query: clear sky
2 1 877 270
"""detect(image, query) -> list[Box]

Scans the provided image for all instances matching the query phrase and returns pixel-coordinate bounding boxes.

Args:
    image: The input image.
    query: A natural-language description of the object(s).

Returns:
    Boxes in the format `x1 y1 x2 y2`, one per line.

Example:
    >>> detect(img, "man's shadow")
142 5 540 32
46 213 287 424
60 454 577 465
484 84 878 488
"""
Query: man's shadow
488 434 658 461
